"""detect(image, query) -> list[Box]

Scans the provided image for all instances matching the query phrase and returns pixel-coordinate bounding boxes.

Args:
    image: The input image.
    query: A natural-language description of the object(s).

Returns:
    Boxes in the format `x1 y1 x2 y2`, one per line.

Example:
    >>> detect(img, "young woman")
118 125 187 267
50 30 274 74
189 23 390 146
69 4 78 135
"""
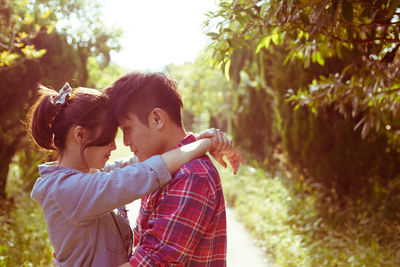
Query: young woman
27 83 242 266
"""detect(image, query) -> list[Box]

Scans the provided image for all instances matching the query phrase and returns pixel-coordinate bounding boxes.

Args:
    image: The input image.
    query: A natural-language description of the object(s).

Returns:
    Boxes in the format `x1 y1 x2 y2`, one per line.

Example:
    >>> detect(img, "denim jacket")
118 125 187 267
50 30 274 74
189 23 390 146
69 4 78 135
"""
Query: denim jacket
31 155 171 267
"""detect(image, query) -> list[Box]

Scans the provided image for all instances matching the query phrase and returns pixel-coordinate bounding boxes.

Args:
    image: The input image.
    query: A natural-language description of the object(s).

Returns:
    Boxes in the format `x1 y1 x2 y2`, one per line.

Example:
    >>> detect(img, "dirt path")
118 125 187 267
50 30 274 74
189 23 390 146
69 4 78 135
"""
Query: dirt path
126 201 273 266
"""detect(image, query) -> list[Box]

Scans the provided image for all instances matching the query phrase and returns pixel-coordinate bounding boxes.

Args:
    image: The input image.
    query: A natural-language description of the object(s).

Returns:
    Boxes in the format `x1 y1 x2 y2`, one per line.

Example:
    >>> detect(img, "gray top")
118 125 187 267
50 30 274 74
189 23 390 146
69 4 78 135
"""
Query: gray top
31 155 171 267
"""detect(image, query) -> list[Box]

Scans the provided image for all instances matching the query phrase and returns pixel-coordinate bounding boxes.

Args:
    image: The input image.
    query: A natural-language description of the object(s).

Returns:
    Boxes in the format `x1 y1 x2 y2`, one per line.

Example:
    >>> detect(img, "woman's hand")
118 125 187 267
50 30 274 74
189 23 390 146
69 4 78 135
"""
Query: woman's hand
195 128 231 152
211 146 244 175
118 263 131 267
195 128 244 175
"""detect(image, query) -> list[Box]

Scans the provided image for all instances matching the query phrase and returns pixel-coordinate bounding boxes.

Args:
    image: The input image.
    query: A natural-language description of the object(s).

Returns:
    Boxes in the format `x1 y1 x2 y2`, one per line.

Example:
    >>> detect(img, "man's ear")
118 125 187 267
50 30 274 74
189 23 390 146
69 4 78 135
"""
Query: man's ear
149 108 165 130
72 125 87 144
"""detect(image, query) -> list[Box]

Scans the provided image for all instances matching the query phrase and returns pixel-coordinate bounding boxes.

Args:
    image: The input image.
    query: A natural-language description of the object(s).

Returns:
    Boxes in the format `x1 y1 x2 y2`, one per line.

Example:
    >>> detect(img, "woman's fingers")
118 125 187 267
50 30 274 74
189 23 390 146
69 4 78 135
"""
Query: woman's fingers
211 153 228 168
195 129 214 140
203 129 243 175
212 129 223 152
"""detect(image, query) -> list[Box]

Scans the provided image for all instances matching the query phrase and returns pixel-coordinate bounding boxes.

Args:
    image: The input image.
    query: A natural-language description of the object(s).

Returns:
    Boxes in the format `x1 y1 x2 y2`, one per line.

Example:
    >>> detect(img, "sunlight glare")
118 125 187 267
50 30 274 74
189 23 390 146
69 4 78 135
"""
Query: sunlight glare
102 0 217 71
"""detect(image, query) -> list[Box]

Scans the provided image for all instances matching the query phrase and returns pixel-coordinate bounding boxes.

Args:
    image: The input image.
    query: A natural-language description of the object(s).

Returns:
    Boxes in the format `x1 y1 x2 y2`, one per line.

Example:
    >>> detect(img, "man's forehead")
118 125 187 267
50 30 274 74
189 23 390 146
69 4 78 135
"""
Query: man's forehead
118 113 137 126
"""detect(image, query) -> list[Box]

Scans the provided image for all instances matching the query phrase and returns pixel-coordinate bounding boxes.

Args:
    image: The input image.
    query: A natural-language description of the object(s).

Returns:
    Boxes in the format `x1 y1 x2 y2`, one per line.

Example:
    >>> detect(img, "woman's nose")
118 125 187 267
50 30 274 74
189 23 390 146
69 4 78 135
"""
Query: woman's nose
110 140 117 150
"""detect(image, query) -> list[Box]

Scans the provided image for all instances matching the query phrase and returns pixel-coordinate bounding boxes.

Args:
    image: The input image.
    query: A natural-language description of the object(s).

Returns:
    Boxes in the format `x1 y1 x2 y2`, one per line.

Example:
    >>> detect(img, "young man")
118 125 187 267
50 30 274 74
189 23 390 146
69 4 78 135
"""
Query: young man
106 72 241 266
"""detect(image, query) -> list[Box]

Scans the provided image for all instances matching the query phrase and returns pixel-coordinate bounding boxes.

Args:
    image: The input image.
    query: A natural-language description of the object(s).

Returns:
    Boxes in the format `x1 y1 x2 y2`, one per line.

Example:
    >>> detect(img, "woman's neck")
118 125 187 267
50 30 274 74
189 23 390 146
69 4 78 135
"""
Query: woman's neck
58 152 89 173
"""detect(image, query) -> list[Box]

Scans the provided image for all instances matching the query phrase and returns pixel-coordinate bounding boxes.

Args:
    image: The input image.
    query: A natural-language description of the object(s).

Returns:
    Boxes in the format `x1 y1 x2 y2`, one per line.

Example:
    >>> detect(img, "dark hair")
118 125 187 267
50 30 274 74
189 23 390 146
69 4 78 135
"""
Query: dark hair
105 72 183 127
27 85 118 159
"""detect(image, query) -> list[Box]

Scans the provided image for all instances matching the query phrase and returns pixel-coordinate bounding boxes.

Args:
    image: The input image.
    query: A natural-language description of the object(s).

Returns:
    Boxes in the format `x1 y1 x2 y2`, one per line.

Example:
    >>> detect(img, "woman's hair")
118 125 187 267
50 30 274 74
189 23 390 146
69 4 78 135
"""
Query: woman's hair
26 85 118 159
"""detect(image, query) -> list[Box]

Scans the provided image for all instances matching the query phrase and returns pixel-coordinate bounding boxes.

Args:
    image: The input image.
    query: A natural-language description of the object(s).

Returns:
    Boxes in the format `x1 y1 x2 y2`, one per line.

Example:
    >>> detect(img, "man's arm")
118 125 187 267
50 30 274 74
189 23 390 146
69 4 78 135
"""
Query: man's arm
129 172 216 266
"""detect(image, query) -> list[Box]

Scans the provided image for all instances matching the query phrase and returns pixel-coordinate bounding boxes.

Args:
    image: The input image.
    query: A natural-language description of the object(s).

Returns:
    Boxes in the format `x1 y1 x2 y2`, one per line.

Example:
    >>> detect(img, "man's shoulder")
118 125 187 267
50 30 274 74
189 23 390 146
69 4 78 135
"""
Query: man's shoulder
169 155 221 193
175 154 219 178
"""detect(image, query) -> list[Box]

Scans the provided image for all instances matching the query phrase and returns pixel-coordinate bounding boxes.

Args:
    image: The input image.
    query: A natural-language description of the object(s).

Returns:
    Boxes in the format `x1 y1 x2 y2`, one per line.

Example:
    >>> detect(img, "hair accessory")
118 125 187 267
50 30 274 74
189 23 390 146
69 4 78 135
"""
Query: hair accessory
53 82 73 106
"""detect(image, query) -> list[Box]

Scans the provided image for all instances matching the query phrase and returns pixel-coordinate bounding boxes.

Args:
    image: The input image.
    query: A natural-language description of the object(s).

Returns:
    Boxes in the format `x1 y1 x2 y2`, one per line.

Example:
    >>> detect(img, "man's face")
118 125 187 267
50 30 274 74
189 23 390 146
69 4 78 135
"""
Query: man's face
119 113 163 162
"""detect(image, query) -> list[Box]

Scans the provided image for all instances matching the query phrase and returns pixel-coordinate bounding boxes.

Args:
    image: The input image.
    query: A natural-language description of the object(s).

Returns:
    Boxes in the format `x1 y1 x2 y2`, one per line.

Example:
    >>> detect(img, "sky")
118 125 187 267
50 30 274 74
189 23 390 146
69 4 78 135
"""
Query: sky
102 0 218 71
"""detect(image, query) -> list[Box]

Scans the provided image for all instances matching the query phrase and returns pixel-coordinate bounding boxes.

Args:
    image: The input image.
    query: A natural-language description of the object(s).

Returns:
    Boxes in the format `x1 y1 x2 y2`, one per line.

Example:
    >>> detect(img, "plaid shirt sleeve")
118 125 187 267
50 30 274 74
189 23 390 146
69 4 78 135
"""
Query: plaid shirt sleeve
129 171 215 266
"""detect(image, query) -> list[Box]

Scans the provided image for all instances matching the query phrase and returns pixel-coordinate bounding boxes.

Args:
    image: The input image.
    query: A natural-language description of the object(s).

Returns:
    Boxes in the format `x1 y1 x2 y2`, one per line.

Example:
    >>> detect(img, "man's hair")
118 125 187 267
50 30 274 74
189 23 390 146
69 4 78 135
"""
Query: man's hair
106 72 183 127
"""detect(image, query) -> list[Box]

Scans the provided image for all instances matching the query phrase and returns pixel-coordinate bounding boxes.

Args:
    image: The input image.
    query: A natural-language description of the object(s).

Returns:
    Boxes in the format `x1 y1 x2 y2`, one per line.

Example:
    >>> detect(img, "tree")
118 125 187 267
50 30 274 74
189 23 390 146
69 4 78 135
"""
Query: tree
0 0 49 72
203 0 400 195
0 0 121 200
206 0 400 141
165 53 235 132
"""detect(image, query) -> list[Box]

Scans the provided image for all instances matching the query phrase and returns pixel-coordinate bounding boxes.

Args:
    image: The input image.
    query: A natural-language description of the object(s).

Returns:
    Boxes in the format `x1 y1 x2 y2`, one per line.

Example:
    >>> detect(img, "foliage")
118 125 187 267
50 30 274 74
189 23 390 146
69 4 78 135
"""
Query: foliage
284 105 400 195
218 163 400 266
0 166 52 266
206 0 400 141
0 0 49 72
165 54 235 132
203 0 400 197
87 57 128 89
0 0 121 200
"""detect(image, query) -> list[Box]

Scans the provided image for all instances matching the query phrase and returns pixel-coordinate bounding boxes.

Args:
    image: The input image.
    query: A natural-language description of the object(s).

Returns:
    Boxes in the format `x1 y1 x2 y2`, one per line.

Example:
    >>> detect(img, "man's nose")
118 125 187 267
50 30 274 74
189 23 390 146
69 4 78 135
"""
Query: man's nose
123 134 130 147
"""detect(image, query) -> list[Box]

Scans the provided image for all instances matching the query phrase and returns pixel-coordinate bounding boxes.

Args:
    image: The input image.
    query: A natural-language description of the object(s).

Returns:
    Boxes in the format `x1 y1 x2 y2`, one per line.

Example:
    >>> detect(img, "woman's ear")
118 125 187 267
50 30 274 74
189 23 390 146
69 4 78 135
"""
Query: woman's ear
149 108 165 130
72 125 87 144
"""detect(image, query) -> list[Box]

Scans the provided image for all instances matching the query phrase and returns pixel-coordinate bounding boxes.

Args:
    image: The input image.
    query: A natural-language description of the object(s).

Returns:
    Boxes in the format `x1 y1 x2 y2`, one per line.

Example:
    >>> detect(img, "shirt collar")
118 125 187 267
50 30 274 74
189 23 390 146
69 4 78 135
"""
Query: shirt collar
176 133 196 148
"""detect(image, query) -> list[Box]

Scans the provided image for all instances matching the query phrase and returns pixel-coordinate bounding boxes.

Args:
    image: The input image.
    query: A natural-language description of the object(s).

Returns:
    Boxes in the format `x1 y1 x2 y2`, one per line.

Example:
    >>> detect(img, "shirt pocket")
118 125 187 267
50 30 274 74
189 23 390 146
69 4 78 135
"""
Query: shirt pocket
103 213 127 254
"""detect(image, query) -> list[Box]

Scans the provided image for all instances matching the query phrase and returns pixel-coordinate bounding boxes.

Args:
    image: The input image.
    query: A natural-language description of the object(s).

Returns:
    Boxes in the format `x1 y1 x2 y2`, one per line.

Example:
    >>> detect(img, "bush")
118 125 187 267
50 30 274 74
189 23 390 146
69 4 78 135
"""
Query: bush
283 107 400 197
218 164 400 266
0 196 52 267
0 156 52 267
229 46 400 197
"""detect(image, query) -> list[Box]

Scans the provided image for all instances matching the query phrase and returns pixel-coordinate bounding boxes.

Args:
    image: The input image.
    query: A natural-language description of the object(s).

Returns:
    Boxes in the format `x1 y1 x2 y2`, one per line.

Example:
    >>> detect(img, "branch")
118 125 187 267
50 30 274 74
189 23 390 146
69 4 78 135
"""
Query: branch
0 58 28 74
323 30 400 44
374 87 400 95
8 23 16 53
338 18 400 27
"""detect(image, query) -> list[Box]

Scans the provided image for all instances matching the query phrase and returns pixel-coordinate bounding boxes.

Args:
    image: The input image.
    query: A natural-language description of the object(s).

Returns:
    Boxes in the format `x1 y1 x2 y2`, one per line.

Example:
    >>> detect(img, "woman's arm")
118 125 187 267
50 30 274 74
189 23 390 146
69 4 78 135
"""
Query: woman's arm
161 138 211 174
161 135 243 175
102 156 138 172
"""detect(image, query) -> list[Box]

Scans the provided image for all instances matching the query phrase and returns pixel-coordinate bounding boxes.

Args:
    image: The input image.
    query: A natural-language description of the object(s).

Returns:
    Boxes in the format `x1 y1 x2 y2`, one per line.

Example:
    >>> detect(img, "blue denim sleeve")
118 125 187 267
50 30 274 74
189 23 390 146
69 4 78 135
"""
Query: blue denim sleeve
53 155 171 224
102 156 139 173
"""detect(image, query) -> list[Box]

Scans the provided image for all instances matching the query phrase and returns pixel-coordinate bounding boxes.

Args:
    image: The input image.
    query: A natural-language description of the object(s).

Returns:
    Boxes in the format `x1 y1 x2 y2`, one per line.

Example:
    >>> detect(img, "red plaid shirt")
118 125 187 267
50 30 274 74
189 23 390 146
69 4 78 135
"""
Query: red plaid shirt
130 134 227 266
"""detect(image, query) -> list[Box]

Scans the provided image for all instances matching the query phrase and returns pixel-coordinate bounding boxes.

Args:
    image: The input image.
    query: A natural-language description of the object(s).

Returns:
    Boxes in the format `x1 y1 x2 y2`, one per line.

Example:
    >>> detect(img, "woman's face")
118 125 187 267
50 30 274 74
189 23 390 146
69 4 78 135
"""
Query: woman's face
83 140 117 170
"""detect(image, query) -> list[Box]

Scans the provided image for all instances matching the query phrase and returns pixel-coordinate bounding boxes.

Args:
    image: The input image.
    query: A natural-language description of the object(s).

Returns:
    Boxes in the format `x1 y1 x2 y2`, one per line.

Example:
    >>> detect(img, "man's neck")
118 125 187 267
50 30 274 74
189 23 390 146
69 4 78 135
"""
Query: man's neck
160 126 187 154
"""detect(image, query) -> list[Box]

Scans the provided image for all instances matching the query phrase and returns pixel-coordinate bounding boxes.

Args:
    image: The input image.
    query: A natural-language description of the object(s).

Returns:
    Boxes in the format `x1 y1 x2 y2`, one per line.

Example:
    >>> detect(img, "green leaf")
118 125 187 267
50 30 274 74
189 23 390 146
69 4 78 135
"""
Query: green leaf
224 59 231 81
271 31 280 45
341 0 353 22
260 3 268 18
387 0 400 18
256 36 272 53
206 32 219 40
33 49 47 58
313 51 325 66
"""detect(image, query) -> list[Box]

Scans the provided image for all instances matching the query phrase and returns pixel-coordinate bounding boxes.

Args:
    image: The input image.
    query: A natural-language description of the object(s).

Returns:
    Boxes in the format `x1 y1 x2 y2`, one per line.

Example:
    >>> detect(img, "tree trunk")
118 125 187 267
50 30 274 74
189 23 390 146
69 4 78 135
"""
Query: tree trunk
0 132 24 200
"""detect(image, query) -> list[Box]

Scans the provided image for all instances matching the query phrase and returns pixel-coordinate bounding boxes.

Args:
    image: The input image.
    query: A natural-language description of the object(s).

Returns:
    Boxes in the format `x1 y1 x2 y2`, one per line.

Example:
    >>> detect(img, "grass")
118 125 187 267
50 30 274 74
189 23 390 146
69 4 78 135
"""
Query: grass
4 131 398 266
217 164 400 267
1 163 53 267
